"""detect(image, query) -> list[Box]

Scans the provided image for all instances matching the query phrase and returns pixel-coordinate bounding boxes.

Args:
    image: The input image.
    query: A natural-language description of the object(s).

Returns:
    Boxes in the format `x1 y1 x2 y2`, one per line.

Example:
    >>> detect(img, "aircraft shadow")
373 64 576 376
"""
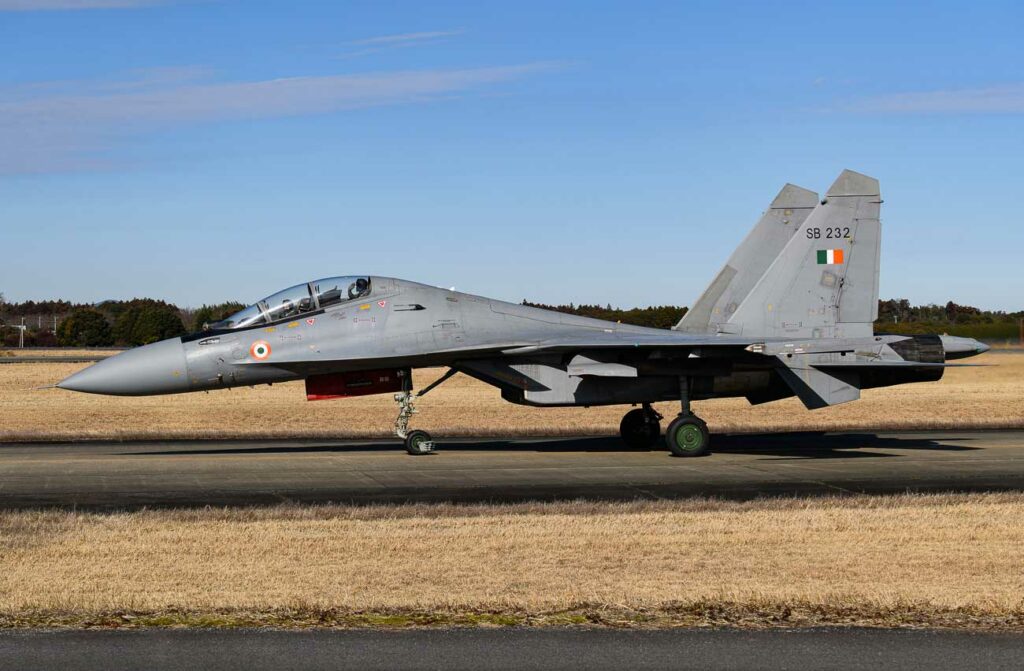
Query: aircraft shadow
712 431 982 459
128 431 981 459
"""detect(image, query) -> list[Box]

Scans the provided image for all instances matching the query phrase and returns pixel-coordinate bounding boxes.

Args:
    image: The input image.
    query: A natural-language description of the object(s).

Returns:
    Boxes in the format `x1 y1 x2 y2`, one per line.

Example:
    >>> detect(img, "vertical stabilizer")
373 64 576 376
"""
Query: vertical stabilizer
675 183 818 333
725 170 881 339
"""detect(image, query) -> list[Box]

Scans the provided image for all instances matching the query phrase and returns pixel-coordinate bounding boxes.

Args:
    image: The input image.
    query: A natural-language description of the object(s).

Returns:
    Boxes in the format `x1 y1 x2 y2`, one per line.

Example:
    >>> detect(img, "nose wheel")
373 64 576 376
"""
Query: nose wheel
404 429 434 456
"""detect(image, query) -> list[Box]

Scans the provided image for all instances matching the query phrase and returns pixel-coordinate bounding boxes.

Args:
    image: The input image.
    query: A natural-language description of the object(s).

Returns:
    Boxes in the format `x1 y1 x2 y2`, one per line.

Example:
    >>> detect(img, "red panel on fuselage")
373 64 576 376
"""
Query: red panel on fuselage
305 369 404 400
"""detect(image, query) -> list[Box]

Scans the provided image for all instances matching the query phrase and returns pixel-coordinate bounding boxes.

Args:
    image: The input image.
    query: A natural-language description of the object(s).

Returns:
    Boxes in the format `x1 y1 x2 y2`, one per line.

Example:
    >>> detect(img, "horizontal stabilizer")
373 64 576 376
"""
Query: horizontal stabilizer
776 354 860 409
813 361 986 369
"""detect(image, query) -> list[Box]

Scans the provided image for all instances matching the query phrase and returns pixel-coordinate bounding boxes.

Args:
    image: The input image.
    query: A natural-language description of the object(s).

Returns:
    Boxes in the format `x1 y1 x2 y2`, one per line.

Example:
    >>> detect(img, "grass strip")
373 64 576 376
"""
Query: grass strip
3 603 1023 632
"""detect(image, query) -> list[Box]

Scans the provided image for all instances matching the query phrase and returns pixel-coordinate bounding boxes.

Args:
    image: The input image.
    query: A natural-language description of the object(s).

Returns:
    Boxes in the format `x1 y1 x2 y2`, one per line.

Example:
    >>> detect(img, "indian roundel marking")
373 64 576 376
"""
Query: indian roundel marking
377 300 387 308
249 340 272 360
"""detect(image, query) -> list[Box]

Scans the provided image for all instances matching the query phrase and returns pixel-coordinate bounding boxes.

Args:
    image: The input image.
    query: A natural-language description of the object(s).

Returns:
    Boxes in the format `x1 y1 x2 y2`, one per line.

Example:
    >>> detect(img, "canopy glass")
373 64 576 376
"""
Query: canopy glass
208 276 371 330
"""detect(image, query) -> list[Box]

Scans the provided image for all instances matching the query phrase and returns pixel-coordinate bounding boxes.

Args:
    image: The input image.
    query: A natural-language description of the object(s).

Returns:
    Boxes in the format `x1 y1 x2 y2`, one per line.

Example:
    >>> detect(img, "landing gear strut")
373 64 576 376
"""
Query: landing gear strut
394 368 457 455
665 377 710 457
394 390 432 455
619 403 662 449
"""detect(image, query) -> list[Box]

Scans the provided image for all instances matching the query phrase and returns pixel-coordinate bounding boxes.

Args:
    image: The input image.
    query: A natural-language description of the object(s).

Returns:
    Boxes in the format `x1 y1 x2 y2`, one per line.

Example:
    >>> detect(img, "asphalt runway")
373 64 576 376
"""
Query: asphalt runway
2 628 1023 671
1 429 1023 509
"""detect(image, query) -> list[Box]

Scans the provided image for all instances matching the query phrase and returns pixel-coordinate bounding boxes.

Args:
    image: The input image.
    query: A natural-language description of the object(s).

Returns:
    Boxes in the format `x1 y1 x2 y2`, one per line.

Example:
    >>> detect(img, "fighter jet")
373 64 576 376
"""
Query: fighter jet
58 170 989 456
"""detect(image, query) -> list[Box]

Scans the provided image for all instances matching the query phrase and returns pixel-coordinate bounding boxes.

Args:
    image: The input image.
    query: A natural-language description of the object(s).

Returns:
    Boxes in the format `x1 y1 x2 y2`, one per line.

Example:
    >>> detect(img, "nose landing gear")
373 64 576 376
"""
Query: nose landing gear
394 390 434 455
394 368 458 455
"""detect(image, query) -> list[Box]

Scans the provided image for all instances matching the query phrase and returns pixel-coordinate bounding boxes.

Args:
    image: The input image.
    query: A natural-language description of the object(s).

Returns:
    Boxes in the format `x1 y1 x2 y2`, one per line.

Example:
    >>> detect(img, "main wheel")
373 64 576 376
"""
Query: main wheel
665 415 710 457
405 429 434 455
619 408 661 449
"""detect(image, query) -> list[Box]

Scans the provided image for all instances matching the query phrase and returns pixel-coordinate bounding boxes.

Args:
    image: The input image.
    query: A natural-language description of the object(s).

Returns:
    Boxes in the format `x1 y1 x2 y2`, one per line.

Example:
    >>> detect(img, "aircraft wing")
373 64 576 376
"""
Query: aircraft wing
234 331 762 374
497 332 760 354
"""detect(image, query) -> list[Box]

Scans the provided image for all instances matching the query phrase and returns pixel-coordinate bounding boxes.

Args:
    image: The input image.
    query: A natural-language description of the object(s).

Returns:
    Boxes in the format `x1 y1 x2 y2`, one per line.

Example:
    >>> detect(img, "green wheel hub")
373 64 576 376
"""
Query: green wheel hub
675 423 705 452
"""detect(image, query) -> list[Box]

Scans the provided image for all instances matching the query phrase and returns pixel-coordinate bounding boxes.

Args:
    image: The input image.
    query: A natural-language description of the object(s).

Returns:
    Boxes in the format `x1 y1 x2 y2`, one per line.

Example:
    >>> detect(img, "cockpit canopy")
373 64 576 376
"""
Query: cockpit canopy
209 276 372 331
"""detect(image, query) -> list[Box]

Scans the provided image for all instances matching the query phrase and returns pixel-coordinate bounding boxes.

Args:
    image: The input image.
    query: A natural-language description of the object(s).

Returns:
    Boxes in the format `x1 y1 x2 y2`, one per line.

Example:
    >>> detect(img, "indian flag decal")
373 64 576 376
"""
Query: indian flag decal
816 249 844 265
249 340 272 360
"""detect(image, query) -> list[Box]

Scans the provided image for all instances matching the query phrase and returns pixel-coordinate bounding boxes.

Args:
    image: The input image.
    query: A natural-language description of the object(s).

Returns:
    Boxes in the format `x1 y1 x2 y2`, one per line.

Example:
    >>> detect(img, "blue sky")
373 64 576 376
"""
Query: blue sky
1 0 1021 311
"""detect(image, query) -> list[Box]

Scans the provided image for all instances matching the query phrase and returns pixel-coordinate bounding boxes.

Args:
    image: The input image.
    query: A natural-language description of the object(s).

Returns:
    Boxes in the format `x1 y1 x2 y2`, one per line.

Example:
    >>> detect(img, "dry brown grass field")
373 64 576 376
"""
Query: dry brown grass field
0 349 119 358
0 351 1021 441
1 494 1022 630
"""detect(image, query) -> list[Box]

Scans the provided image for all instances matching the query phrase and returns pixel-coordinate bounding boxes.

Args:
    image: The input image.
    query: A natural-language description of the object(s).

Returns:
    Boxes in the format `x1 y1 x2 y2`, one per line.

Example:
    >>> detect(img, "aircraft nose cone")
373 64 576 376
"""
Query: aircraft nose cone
976 342 991 354
57 338 189 396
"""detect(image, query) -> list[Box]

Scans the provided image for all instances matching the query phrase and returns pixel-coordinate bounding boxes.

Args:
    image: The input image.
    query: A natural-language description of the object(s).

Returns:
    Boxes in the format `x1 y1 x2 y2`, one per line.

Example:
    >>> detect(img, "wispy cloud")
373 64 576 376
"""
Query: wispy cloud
846 84 1024 114
335 29 465 60
5 66 212 98
0 63 556 174
0 0 164 10
348 30 464 47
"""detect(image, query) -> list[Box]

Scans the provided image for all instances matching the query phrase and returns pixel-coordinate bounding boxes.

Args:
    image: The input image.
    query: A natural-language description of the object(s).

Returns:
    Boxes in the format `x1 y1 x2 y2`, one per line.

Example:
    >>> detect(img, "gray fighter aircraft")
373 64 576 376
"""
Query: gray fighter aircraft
58 170 989 456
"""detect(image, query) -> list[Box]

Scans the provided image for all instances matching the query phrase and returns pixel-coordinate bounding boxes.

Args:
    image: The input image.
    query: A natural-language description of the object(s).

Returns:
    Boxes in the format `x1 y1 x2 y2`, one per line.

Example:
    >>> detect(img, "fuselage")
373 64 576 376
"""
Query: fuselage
57 277 661 397
57 275 990 407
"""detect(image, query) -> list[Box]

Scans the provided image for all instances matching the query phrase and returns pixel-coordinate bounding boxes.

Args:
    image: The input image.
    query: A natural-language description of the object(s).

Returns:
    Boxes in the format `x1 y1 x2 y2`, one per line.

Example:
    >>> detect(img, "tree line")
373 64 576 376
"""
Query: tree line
1 293 1021 347
524 299 1024 341
873 299 1024 341
521 301 687 330
0 296 243 347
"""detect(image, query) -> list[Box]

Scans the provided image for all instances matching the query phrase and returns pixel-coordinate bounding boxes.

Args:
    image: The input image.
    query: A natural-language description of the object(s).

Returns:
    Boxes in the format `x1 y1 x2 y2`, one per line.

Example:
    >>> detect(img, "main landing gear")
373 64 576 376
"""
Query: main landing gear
665 376 710 457
394 368 458 455
619 403 663 449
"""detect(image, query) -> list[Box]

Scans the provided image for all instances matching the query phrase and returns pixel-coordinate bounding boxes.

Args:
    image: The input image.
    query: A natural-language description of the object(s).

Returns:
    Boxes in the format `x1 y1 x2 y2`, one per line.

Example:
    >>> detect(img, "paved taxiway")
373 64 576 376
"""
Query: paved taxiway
1 430 1023 509
2 628 1023 671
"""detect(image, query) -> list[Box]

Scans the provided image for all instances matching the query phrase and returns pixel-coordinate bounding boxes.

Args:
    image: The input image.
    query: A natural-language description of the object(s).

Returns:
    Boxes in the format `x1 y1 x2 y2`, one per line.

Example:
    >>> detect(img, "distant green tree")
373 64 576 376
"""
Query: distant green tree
105 299 187 345
131 305 185 344
521 301 687 329
112 305 185 345
112 308 141 346
189 302 244 331
190 306 215 332
56 309 113 346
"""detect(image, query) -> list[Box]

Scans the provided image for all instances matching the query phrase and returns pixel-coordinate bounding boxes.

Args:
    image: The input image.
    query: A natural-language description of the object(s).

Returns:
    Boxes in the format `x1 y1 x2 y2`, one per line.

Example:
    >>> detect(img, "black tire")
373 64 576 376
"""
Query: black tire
665 415 710 457
619 409 661 449
405 430 434 455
